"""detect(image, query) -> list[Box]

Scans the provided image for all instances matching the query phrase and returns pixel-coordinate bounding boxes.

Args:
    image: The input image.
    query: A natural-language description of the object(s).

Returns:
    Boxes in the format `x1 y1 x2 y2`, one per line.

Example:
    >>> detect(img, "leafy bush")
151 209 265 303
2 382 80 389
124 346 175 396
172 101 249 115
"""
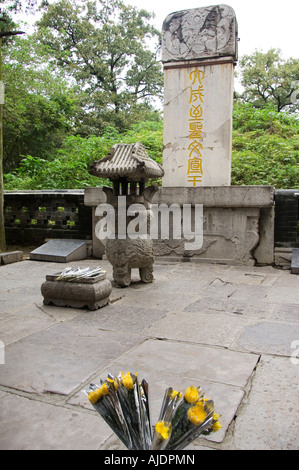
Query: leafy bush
231 103 299 188
4 121 163 190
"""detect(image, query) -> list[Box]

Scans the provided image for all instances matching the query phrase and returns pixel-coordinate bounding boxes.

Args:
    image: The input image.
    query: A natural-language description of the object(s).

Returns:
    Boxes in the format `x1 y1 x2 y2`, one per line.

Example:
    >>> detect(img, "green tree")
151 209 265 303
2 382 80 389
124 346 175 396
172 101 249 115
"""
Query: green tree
238 49 299 112
36 0 163 133
2 35 79 171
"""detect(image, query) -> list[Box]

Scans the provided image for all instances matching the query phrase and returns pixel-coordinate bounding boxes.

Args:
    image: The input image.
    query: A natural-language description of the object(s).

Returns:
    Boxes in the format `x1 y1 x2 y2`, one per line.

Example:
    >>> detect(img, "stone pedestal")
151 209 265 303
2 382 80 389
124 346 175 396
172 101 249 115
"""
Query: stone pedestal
151 186 274 266
41 271 112 311
84 187 107 259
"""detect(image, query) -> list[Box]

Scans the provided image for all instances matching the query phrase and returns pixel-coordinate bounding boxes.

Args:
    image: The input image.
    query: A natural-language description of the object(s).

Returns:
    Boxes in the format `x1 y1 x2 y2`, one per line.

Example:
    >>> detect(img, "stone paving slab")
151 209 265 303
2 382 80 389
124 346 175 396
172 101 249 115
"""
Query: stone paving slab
0 322 143 395
118 289 200 312
0 391 110 450
221 355 299 450
69 304 168 334
266 286 299 304
270 304 299 324
142 311 251 348
185 297 274 319
106 339 259 389
237 322 299 356
230 284 268 302
0 302 57 346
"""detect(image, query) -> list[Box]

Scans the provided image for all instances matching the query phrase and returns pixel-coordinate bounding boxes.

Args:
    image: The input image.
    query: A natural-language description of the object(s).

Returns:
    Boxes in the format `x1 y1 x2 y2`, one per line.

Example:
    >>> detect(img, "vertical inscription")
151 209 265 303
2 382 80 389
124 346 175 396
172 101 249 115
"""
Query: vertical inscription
188 68 204 186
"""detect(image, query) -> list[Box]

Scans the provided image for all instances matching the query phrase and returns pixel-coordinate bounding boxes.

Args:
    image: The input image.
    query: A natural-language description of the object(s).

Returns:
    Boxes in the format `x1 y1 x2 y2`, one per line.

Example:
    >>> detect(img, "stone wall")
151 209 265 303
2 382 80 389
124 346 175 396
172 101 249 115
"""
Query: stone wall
4 190 92 245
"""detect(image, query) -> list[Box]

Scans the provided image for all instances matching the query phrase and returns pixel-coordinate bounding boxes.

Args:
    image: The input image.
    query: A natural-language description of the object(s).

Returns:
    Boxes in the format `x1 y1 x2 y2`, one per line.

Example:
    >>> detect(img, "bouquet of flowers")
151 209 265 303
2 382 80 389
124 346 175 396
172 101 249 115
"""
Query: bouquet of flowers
85 371 222 450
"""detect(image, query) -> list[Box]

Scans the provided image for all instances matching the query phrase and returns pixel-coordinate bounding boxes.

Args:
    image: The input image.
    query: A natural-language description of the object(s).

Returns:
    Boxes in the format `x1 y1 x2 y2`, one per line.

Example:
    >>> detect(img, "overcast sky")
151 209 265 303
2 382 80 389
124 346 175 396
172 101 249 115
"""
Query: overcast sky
127 0 299 59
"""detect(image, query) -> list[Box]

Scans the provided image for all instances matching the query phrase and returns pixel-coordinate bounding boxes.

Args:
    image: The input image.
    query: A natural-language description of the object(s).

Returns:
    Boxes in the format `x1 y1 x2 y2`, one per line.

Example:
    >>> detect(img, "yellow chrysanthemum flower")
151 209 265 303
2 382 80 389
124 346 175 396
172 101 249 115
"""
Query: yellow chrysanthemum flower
120 371 134 390
212 420 222 432
155 421 171 440
106 377 119 391
88 383 109 404
184 386 199 404
170 390 182 399
88 388 102 405
187 401 207 426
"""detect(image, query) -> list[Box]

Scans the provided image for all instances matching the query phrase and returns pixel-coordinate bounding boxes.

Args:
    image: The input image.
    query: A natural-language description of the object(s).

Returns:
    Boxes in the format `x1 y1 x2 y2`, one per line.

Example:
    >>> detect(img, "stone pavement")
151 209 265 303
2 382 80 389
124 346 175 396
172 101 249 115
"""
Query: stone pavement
0 256 298 450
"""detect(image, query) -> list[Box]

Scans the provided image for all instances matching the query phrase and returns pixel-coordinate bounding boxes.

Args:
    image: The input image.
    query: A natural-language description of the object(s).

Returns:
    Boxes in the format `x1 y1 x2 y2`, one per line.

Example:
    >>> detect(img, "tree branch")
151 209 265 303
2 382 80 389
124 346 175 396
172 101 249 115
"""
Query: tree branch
0 31 25 38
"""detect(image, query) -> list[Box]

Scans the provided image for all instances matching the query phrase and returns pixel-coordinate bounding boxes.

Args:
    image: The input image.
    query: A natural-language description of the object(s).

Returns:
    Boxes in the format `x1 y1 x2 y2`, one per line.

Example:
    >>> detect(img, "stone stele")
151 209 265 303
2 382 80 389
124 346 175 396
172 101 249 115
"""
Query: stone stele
162 5 238 187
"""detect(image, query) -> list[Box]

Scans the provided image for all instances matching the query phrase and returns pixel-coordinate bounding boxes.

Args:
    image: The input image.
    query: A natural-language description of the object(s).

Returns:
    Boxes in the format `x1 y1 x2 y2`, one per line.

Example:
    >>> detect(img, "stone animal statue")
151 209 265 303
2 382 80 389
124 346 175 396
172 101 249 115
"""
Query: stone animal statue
105 237 154 287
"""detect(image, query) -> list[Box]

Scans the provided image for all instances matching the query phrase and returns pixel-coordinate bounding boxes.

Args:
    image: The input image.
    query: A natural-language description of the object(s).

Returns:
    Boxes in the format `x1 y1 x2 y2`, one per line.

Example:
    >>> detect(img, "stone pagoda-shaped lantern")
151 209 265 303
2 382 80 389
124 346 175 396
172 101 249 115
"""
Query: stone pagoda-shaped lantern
89 142 164 287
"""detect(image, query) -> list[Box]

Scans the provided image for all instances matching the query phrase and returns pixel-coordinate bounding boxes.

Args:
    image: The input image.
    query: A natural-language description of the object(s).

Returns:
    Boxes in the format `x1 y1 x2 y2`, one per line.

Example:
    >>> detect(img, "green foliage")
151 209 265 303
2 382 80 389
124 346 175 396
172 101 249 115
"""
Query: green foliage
122 120 163 163
4 120 163 189
1 1 37 15
2 35 79 171
232 103 299 188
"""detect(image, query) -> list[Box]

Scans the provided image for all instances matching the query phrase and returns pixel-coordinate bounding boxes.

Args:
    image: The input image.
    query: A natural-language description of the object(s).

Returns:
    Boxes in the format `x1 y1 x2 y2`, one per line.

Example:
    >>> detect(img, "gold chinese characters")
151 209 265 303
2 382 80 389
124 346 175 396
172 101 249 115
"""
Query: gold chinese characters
188 68 204 186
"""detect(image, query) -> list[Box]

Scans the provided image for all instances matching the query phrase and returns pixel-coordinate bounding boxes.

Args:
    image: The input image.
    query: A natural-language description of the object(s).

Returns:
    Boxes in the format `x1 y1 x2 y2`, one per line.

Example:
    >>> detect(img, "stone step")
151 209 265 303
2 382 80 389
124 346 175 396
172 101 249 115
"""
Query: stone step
0 250 23 265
